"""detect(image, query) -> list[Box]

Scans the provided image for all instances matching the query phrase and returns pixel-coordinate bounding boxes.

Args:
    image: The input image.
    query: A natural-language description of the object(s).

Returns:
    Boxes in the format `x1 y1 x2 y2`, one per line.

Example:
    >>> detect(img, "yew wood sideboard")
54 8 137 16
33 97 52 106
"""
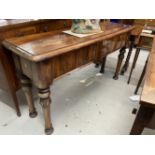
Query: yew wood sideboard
0 19 72 116
130 37 155 134
3 22 134 134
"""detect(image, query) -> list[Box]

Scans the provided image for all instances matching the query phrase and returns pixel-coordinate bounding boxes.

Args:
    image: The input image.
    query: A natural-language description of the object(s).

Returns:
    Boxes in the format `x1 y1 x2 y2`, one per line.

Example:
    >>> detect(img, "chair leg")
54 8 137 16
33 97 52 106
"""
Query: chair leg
127 48 140 84
134 58 148 94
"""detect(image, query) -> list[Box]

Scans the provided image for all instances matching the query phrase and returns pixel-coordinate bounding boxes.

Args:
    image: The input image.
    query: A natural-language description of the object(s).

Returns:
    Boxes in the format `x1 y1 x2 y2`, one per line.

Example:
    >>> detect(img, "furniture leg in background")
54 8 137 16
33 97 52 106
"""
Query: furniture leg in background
113 46 126 80
0 47 21 116
20 75 37 118
100 56 107 73
9 89 21 116
95 63 100 68
121 36 135 75
134 57 148 94
127 48 140 84
130 104 154 135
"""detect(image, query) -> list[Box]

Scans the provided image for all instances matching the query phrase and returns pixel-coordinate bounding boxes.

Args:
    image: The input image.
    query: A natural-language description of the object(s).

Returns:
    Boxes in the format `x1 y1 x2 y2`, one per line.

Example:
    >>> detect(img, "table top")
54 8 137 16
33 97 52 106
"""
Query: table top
141 37 155 106
3 22 134 62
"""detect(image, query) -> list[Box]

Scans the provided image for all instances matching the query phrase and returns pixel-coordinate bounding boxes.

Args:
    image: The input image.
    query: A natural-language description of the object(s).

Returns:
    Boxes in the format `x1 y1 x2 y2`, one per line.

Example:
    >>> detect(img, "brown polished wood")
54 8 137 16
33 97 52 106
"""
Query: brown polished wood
0 19 72 116
3 22 134 134
130 37 155 134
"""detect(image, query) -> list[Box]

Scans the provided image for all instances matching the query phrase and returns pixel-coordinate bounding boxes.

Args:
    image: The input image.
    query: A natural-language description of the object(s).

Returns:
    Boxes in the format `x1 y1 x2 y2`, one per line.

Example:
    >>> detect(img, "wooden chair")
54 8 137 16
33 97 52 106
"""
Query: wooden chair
127 33 154 84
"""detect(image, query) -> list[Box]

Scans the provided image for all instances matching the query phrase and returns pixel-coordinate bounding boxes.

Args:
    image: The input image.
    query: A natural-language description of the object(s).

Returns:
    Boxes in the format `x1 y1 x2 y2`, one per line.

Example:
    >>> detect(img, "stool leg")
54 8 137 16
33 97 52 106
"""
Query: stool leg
100 56 107 73
127 48 140 84
130 105 154 135
134 58 148 94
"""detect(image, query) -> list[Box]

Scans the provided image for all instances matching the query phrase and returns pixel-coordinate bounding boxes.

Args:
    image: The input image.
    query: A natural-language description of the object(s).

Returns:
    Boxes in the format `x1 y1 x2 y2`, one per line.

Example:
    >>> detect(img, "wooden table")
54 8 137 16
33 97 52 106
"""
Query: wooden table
3 22 134 134
130 37 155 134
0 19 72 116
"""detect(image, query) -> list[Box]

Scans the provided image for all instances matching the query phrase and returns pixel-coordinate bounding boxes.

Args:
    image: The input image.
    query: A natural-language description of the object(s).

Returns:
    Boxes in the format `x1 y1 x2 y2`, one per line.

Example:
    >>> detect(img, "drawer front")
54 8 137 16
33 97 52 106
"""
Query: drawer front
134 19 146 25
134 19 155 26
2 26 37 38
39 20 72 32
94 33 127 63
140 36 153 49
15 26 37 36
101 33 127 57
146 19 155 26
20 57 33 79
52 44 96 78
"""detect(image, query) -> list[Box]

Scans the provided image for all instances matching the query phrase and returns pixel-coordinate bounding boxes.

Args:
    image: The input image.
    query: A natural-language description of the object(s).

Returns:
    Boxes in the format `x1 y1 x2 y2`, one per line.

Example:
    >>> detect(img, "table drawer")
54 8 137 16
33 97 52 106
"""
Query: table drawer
39 20 72 32
134 19 146 25
140 36 153 49
146 20 155 26
101 33 127 57
2 26 37 38
134 19 155 26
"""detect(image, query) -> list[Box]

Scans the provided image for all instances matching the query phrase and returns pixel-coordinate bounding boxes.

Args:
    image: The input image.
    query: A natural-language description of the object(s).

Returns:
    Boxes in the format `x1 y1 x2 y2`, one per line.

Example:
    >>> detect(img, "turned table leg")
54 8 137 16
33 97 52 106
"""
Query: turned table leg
121 43 134 75
121 36 135 75
38 88 54 135
100 56 107 73
130 105 154 135
113 47 126 80
20 75 37 118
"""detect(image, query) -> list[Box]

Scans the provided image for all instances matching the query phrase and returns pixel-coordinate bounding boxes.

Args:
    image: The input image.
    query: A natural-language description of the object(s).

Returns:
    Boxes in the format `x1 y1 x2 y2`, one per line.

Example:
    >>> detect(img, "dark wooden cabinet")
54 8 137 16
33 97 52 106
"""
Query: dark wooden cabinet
0 19 72 116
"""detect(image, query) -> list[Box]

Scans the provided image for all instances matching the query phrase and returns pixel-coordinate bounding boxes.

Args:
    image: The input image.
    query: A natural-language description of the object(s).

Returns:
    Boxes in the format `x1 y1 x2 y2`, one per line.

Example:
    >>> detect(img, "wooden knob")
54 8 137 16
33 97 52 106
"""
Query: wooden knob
43 25 48 32
64 22 67 27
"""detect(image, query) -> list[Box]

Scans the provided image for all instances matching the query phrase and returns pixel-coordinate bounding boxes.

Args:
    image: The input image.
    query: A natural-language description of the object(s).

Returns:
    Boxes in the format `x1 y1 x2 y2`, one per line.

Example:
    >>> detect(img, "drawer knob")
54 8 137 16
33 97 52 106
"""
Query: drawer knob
64 22 67 27
16 32 24 37
43 25 48 32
